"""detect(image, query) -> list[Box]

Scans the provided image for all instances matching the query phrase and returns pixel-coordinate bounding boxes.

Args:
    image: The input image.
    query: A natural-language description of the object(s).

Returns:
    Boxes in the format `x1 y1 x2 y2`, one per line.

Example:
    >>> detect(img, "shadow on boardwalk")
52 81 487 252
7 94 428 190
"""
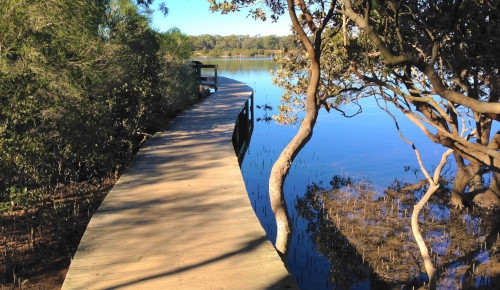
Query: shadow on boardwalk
62 77 298 289
106 236 269 289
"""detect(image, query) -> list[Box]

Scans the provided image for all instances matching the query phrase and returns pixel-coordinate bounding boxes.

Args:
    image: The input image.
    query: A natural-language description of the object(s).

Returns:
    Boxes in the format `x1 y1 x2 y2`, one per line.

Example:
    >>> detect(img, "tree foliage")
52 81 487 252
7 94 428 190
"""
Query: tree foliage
0 0 107 198
212 0 500 208
272 29 365 124
0 0 197 206
337 0 500 209
159 27 194 60
0 0 196 218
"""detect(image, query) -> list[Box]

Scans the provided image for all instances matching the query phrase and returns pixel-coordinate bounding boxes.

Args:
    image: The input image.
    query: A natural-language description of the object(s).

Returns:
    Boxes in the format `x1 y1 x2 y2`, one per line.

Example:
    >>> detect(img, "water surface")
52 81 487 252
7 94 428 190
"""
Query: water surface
194 57 498 289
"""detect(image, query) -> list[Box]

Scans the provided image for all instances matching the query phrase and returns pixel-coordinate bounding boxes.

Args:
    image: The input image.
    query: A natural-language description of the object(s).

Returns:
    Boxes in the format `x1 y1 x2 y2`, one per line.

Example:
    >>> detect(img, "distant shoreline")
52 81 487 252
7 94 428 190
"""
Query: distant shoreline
192 54 276 60
192 50 280 59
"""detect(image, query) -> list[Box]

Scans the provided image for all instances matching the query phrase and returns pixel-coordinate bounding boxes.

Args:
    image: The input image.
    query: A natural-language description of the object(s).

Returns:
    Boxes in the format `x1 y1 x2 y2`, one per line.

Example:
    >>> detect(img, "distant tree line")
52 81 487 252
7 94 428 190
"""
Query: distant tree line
188 34 299 57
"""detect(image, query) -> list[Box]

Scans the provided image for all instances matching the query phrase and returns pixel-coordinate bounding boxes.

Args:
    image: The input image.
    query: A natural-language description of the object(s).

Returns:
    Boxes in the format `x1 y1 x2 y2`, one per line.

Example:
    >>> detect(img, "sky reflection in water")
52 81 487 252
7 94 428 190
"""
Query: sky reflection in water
195 57 499 289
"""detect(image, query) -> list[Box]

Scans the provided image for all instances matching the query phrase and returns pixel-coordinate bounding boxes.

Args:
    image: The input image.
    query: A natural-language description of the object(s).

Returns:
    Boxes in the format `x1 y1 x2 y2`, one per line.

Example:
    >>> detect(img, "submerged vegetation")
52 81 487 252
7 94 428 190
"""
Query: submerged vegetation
297 175 500 288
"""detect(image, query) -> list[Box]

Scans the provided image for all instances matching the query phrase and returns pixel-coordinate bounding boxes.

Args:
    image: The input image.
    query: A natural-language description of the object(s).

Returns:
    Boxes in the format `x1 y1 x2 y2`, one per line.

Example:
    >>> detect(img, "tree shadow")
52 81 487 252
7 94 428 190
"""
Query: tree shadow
62 76 297 289
107 236 295 289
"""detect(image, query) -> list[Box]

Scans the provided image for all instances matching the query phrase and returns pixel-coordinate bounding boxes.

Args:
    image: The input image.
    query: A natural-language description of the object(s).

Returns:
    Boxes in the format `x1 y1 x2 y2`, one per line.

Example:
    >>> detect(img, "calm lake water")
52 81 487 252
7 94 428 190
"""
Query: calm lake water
193 58 497 289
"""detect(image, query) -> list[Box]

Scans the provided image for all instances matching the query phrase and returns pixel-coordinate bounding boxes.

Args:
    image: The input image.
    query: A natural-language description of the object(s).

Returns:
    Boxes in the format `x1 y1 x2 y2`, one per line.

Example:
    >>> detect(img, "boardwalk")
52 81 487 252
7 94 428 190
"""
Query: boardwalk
62 77 298 290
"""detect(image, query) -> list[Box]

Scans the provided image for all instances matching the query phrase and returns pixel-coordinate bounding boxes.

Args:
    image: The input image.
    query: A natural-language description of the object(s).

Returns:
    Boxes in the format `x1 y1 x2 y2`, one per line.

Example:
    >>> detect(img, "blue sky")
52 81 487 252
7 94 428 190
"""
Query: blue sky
150 0 292 36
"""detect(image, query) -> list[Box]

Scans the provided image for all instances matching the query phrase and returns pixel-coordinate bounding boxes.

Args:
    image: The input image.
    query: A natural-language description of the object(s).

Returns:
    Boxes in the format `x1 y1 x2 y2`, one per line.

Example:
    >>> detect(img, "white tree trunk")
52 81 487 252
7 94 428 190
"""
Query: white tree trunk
410 148 453 290
269 108 318 256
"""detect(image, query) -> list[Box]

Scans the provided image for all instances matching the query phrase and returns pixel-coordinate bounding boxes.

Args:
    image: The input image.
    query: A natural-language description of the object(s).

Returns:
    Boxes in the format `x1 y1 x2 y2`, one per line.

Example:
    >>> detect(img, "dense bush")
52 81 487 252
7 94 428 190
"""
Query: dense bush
0 0 197 210
0 0 197 284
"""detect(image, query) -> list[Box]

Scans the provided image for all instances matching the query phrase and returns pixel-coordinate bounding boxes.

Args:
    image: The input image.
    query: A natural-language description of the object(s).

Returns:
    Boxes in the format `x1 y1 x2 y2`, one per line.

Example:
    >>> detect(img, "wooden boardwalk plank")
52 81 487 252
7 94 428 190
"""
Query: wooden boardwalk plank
62 77 297 290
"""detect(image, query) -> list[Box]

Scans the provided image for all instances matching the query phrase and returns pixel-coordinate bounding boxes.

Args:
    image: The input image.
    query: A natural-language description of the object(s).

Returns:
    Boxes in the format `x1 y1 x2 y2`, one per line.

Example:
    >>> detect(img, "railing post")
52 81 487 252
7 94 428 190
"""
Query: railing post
250 92 254 132
214 65 218 86
197 64 202 82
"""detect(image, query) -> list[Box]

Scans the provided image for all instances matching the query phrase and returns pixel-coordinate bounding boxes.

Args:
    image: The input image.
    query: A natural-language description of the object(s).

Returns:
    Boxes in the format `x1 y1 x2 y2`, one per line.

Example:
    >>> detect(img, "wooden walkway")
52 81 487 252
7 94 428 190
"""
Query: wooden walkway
62 77 298 289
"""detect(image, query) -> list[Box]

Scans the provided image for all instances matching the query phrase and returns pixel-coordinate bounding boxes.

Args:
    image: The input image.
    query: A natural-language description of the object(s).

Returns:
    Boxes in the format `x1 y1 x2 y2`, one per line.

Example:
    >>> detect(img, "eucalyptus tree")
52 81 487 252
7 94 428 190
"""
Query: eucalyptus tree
209 0 355 256
210 0 500 281
335 0 500 209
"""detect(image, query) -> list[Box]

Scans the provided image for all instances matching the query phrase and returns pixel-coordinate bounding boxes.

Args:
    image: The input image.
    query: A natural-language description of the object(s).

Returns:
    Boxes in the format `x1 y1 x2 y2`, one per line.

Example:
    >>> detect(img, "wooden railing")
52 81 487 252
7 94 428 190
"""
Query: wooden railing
192 61 218 89
232 92 254 165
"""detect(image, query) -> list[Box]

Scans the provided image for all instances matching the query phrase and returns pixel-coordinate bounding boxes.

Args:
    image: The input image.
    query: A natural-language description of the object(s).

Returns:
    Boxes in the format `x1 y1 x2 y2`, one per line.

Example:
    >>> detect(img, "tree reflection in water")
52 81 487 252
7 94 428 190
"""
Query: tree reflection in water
296 175 500 289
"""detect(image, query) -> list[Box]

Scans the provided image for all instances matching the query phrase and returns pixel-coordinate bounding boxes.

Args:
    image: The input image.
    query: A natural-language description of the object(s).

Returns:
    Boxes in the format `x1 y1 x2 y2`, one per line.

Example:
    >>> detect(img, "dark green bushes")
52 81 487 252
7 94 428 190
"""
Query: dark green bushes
0 0 197 210
0 0 197 284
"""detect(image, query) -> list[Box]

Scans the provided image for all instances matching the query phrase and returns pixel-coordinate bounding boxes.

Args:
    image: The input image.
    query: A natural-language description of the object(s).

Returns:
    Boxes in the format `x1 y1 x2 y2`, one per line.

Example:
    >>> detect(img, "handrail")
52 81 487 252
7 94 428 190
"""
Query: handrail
232 92 254 165
191 62 218 89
